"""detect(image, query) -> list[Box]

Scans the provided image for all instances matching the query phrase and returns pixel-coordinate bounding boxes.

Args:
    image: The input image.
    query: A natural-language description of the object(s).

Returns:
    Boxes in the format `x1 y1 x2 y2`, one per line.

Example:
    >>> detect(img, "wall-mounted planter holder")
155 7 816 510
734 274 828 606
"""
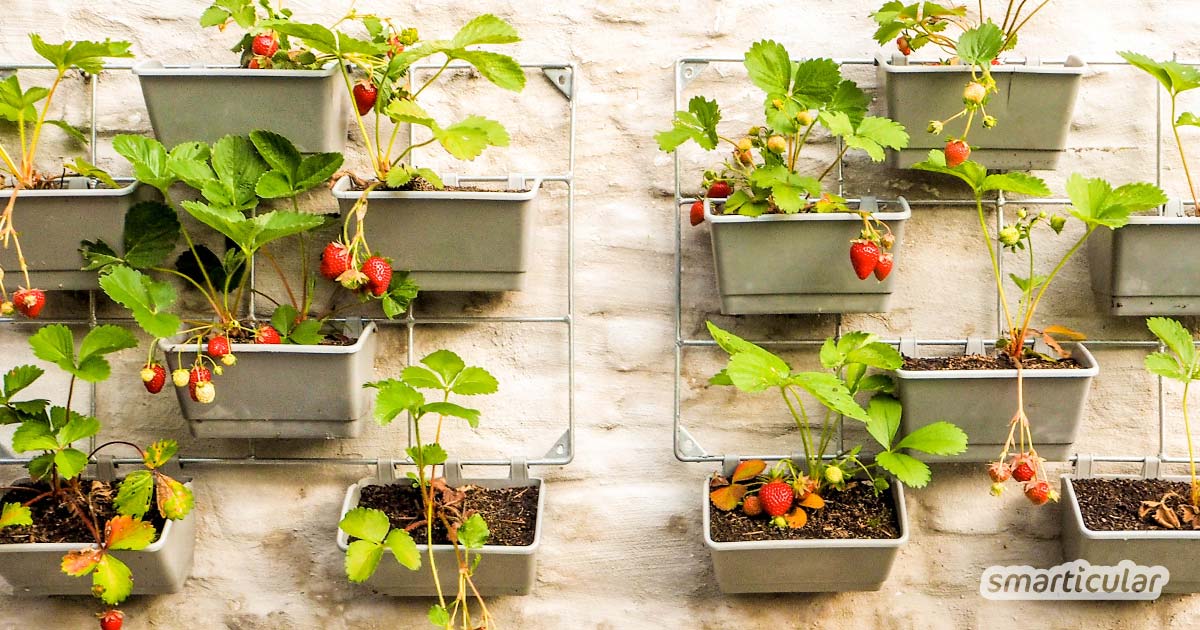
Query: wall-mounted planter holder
702 473 907 593
0 470 196 597
337 460 544 596
894 339 1098 462
162 321 377 439
1087 199 1200 316
0 178 146 291
1061 460 1200 594
331 174 542 292
704 196 911 315
134 61 347 153
875 53 1085 171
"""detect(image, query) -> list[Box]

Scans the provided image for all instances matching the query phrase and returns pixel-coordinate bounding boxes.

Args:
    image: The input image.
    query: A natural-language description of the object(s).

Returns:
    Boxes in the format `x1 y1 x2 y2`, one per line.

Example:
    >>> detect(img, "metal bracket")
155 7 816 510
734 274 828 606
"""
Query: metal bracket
94 454 116 482
1031 335 1055 357
965 337 986 356
376 458 397 484
890 53 909 67
679 61 708 89
541 67 573 100
441 173 460 188
508 456 529 483
859 196 879 213
676 426 709 459
1074 453 1094 478
541 429 571 460
444 459 464 486
1165 198 1187 218
0 69 13 80
507 173 527 191
1026 56 1043 67
1142 455 1162 480
721 455 740 477
899 337 918 358
344 315 364 338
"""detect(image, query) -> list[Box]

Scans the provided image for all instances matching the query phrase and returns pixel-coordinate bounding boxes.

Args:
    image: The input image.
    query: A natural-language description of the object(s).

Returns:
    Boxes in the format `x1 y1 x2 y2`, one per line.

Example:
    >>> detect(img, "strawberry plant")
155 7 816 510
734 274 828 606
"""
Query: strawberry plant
0 325 194 621
1119 52 1200 212
656 41 910 282
706 322 967 528
80 131 417 404
268 11 523 285
912 151 1166 502
1142 318 1200 525
200 0 320 69
871 2 1054 159
340 350 500 629
0 35 132 319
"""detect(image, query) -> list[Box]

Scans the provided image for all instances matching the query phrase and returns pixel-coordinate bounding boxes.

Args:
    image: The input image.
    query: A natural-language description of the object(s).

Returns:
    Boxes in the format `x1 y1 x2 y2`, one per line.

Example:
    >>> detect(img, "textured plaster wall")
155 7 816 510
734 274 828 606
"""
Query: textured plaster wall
0 0 1199 628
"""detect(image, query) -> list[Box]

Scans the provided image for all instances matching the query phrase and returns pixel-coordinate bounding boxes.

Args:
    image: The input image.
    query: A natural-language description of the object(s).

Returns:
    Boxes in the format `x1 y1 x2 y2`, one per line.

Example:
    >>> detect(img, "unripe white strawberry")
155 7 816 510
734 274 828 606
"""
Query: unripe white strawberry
824 466 844 484
140 367 156 383
963 82 987 104
172 369 190 388
221 354 237 366
194 381 216 404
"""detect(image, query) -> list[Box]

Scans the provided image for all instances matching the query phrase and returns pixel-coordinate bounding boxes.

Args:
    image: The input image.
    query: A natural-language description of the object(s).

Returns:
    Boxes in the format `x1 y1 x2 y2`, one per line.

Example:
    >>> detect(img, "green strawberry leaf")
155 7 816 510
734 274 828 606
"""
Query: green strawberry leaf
457 513 489 550
876 451 932 488
99 266 182 340
91 554 134 605
450 366 499 395
369 379 424 426
155 473 194 520
339 507 390 545
420 402 481 428
896 421 969 456
345 539 384 583
385 528 421 570
114 469 154 518
656 96 720 152
0 502 32 528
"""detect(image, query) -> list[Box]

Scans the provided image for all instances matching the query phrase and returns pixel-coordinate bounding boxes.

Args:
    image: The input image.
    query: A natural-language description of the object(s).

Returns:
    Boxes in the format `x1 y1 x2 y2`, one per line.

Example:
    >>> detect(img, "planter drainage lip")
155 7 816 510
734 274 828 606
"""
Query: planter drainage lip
331 174 543 203
1062 474 1200 540
133 59 341 78
874 51 1087 74
701 477 909 551
894 341 1099 380
160 321 377 356
4 178 139 197
703 196 911 224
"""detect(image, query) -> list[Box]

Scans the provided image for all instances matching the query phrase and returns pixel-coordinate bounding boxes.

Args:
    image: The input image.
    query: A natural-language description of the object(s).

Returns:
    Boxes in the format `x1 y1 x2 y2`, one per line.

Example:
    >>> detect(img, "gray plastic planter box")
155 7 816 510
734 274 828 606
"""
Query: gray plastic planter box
705 197 910 315
162 322 377 439
337 463 544 596
0 477 196 597
876 53 1085 170
134 61 347 153
1062 474 1200 594
703 476 907 593
0 178 145 291
1088 203 1200 316
895 340 1098 462
331 175 542 292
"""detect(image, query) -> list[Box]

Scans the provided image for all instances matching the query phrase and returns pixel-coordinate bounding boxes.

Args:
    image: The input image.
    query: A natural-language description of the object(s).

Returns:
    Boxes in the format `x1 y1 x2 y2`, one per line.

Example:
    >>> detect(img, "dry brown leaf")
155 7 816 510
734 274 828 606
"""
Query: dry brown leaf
1155 504 1181 529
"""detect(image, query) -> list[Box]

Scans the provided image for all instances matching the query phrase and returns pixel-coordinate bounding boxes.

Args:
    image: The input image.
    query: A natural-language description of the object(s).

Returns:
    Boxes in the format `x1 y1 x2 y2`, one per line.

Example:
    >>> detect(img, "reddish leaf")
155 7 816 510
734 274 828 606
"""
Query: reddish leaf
105 515 157 551
799 493 826 510
783 508 808 529
1043 325 1087 341
731 459 767 483
154 472 194 520
61 548 103 576
709 484 748 511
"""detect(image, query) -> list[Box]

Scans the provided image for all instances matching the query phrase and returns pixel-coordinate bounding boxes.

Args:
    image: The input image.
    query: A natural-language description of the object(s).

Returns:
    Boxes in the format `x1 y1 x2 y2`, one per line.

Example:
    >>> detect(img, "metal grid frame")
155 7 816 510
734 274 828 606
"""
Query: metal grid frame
0 60 577 472
672 54 1199 470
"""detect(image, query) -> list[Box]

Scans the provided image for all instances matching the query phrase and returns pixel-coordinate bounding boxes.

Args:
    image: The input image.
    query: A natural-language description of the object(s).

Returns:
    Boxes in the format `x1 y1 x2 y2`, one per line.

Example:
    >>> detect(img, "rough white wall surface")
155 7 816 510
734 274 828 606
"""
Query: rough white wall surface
0 1 1199 628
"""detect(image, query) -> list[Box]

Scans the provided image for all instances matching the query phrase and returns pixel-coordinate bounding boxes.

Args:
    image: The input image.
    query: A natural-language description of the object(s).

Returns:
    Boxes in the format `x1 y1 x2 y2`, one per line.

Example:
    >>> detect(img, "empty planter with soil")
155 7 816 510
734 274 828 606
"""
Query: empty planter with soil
895 339 1097 462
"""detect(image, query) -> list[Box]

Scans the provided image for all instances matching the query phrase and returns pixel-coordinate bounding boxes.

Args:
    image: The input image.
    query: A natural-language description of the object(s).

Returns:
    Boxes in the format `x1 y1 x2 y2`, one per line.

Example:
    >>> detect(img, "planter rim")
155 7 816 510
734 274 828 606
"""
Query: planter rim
702 476 909 550
895 341 1098 379
160 321 377 356
4 177 138 198
331 174 542 202
133 59 339 78
1062 474 1200 539
336 476 545 555
1124 215 1200 226
0 478 191 553
874 51 1086 74
704 196 911 224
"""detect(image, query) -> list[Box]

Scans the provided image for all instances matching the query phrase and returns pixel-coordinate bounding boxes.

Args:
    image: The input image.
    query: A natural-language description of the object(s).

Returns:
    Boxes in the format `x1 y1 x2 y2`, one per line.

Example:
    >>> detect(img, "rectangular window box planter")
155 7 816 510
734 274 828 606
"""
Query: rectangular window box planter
1087 203 1200 316
336 463 544 596
1061 473 1200 594
161 321 377 439
134 61 347 153
702 476 908 593
0 178 146 291
894 340 1098 462
0 477 196 597
331 175 542 292
705 197 910 315
875 53 1085 171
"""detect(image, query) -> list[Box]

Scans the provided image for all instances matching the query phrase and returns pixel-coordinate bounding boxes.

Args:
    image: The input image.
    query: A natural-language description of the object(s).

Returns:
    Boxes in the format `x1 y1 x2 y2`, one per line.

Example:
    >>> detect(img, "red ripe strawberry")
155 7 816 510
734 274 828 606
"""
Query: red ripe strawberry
707 181 732 198
251 32 279 57
320 242 352 281
945 139 971 168
849 240 880 280
255 325 282 345
353 82 378 116
99 609 124 630
1024 480 1055 506
141 364 167 394
689 200 705 227
361 256 392 296
874 252 894 281
12 288 45 318
896 36 912 56
742 495 763 517
987 461 1012 483
758 481 794 518
1011 454 1036 483
207 336 231 359
187 366 212 402
247 57 262 70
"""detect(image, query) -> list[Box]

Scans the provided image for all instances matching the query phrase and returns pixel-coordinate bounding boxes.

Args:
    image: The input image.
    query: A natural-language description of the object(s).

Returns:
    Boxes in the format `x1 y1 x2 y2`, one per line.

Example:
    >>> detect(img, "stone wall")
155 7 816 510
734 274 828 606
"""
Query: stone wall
0 0 1198 627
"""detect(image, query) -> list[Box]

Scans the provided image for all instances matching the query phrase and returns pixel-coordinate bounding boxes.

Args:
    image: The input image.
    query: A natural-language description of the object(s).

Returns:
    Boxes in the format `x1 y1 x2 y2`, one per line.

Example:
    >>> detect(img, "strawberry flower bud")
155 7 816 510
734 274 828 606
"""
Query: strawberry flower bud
927 120 944 135
982 115 998 129
1050 215 1067 234
990 482 1005 497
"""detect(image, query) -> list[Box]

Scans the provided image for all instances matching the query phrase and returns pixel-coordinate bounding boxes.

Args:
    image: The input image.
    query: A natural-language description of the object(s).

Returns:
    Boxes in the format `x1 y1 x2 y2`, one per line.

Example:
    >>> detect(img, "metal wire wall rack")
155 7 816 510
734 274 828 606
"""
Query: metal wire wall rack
0 59 578 475
671 54 1200 473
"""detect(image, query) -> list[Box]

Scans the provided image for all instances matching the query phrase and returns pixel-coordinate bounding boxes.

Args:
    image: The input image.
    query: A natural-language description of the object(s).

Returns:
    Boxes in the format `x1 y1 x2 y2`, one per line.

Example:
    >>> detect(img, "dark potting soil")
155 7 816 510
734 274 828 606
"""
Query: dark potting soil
709 482 901 542
0 479 165 545
352 176 527 194
1073 478 1200 532
707 199 893 217
902 353 1083 371
357 483 539 546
